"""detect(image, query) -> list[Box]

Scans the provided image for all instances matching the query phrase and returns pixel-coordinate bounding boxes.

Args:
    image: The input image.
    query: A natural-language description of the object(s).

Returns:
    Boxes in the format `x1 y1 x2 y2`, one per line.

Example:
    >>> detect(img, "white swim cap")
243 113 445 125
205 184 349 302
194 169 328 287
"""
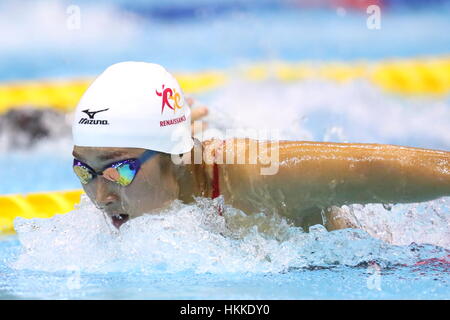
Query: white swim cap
72 61 194 154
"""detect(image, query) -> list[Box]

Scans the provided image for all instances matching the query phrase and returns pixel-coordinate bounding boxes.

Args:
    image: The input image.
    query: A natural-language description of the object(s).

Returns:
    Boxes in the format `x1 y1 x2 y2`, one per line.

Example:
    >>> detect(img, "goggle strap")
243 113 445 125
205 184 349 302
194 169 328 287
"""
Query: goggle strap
138 149 159 163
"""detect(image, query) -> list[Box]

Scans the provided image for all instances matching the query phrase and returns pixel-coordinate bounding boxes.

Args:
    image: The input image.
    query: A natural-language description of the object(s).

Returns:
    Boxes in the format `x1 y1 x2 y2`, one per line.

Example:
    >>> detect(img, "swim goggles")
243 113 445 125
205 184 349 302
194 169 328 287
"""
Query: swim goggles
73 150 158 186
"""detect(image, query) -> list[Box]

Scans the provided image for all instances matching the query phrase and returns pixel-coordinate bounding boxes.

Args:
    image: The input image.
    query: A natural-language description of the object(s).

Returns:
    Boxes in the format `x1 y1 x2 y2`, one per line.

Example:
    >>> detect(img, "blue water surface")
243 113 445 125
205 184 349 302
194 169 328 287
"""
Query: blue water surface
1 0 449 81
0 0 449 300
0 235 448 300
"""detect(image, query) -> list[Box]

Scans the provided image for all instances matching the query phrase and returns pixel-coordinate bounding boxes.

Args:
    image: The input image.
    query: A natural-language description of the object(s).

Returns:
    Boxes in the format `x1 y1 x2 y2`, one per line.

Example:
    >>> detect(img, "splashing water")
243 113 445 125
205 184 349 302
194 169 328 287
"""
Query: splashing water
11 195 449 274
2 76 449 275
202 79 450 150
331 199 450 249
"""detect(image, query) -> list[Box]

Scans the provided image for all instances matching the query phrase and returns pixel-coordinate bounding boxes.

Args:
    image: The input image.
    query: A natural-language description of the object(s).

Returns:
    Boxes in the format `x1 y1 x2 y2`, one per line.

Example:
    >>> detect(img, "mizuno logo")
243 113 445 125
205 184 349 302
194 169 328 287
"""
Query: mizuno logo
82 108 109 119
78 118 109 125
79 108 109 125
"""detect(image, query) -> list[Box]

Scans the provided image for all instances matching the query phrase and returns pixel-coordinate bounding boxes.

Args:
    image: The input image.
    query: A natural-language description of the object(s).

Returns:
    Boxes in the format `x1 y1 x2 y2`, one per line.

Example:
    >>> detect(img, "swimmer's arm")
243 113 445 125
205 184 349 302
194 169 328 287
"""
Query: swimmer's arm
263 141 450 207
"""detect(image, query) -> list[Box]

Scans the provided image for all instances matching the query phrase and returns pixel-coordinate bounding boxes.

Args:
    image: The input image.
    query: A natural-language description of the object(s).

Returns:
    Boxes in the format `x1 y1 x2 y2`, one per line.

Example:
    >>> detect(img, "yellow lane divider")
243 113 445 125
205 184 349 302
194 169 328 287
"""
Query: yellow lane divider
0 79 90 114
0 189 83 234
0 71 227 114
371 59 450 94
176 71 228 94
245 58 450 94
0 57 449 114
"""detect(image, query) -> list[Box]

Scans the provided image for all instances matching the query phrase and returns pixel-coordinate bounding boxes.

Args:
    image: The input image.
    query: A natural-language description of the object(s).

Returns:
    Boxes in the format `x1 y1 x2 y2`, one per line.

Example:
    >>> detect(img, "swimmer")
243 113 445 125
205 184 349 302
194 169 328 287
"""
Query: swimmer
72 62 450 230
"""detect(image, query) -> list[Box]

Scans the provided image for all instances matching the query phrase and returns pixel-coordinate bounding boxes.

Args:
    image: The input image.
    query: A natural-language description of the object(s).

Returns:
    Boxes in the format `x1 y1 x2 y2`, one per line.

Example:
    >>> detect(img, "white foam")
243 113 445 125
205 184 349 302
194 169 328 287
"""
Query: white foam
4 70 449 274
11 194 449 273
203 78 450 149
334 199 450 249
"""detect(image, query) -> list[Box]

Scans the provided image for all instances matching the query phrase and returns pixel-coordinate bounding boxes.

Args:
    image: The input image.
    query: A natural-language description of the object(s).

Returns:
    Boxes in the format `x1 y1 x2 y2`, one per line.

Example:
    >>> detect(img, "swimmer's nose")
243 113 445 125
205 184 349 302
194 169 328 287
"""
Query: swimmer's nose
93 178 118 208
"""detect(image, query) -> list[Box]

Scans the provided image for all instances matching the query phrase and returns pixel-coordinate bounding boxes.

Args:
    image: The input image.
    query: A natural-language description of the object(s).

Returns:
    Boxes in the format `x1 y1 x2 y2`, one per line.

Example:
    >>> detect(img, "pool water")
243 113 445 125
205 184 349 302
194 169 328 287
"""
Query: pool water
1 247 449 299
0 0 449 300
1 0 450 81
1 77 449 300
1 77 449 299
0 195 449 299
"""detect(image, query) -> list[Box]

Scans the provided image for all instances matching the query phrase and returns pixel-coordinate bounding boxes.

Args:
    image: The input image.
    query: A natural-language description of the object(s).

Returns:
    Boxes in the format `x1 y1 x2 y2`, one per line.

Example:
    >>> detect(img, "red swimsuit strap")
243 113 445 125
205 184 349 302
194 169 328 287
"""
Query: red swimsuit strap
211 162 223 216
211 162 220 199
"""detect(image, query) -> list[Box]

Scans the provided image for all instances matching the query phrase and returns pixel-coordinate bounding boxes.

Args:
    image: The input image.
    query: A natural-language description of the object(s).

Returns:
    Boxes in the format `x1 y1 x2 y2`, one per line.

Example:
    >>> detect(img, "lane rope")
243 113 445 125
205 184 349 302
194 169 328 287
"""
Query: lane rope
1 57 449 114
0 190 83 234
1 56 450 233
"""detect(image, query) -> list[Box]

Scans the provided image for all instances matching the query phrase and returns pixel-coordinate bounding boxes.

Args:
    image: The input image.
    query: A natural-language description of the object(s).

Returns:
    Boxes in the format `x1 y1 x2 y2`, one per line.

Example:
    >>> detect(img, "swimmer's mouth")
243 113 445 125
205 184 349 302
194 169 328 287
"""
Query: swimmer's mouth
110 214 129 229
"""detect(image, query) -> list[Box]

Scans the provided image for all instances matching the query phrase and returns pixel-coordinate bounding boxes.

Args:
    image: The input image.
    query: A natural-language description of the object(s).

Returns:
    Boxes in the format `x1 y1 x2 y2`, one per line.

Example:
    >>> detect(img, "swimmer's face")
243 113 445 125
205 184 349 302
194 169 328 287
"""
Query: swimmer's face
72 146 178 229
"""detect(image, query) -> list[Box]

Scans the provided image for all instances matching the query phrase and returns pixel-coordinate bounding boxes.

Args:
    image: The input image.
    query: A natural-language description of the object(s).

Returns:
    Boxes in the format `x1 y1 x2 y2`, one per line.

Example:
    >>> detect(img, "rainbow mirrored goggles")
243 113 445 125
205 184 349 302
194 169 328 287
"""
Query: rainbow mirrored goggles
73 150 158 186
